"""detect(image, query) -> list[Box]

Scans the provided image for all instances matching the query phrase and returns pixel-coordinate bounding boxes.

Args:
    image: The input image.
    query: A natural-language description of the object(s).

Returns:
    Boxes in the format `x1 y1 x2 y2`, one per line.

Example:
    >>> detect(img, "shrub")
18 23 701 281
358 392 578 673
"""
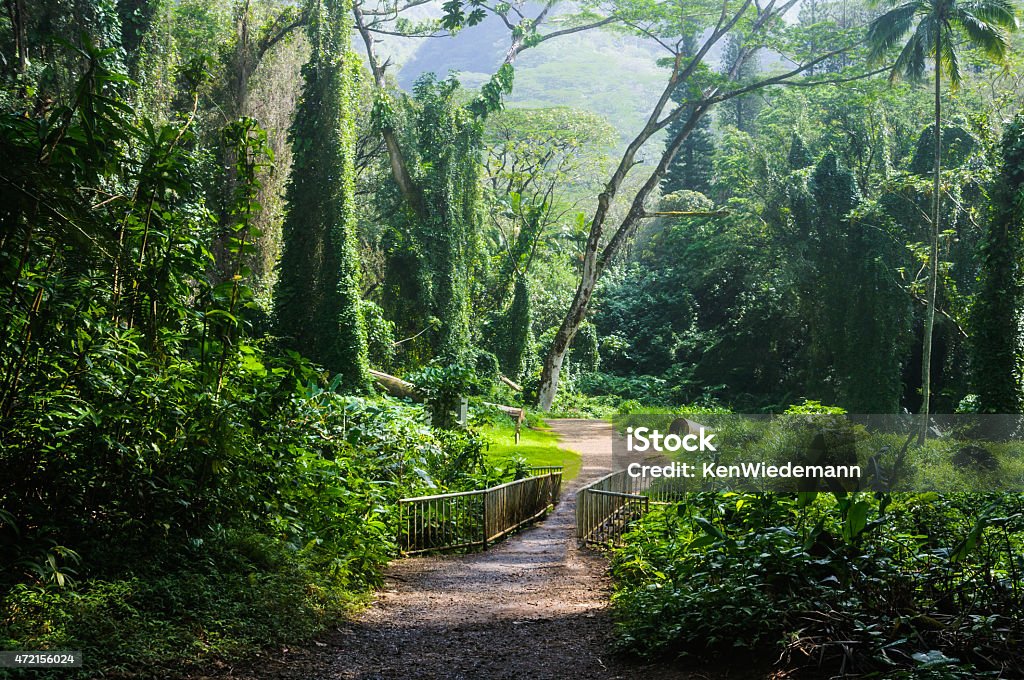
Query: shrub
612 492 1024 676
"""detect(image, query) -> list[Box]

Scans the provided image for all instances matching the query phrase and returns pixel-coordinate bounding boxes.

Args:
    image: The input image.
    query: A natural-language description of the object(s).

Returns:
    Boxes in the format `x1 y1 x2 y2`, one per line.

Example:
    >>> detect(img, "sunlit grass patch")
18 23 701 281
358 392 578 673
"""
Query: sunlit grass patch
480 417 583 481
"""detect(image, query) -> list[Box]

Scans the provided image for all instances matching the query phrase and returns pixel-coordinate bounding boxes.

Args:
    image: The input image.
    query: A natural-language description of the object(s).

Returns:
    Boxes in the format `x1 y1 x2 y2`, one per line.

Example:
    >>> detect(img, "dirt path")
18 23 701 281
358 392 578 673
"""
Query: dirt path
204 420 727 679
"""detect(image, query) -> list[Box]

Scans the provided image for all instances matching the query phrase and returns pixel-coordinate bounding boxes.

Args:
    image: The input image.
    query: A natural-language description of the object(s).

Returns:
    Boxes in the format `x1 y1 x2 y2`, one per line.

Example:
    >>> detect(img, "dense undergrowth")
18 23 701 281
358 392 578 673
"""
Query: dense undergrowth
0 359 498 676
0 40 504 677
612 492 1024 678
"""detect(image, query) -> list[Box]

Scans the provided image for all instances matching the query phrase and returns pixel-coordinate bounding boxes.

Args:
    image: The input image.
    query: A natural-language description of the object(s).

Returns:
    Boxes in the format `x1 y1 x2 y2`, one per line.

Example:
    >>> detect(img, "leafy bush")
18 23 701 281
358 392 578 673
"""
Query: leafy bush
577 372 671 404
0 533 367 677
784 399 848 414
612 492 1024 676
406 361 477 428
362 300 397 371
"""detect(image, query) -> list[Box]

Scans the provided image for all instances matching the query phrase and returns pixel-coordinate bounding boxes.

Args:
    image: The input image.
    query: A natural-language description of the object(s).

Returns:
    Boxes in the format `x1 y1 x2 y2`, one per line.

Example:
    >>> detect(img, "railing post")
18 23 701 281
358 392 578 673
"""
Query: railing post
482 488 488 550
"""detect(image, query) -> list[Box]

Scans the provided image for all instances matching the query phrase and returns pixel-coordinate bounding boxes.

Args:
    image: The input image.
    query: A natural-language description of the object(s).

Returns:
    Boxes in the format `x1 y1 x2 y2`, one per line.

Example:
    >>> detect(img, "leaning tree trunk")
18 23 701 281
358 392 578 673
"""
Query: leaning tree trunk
536 241 601 410
920 30 941 442
536 98 715 411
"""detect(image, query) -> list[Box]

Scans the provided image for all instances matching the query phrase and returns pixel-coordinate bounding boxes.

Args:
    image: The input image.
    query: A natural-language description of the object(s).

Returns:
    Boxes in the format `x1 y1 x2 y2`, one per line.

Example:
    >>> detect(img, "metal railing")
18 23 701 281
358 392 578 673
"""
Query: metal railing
526 465 564 476
577 488 649 547
575 468 693 547
576 470 648 547
398 468 562 555
483 472 562 545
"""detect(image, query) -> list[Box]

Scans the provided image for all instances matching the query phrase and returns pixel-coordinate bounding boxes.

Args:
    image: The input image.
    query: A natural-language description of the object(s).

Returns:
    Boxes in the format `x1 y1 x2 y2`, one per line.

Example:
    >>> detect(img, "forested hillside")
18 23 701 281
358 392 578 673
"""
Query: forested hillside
3 0 1024 676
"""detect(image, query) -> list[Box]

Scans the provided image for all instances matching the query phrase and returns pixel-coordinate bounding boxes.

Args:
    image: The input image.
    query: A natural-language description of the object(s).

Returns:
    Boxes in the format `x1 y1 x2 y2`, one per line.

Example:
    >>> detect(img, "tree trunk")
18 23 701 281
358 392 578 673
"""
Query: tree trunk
534 76 687 410
536 102 712 410
920 29 942 442
5 0 28 77
537 239 601 410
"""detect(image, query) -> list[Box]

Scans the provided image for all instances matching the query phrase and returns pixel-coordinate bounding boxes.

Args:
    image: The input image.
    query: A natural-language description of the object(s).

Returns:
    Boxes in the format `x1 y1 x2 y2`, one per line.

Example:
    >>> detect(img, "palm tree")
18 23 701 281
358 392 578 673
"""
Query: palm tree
867 0 1017 437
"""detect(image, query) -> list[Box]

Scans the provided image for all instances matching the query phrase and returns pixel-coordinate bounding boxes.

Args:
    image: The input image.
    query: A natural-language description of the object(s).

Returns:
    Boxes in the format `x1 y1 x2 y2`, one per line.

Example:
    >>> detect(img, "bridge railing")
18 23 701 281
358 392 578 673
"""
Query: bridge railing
398 468 562 555
575 468 692 547
576 470 648 547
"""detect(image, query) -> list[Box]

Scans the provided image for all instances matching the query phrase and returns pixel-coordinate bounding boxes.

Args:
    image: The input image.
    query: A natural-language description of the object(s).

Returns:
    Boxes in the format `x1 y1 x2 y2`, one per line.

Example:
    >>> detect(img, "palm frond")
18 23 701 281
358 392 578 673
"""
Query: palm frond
959 0 1019 29
938 24 963 87
952 8 1011 61
890 26 929 81
867 2 924 64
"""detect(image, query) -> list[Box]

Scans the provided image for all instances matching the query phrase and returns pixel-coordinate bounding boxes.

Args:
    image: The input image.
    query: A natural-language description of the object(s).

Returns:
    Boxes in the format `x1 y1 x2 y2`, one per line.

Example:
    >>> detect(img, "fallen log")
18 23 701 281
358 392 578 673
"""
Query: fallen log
370 371 525 436
499 374 523 392
369 369 419 400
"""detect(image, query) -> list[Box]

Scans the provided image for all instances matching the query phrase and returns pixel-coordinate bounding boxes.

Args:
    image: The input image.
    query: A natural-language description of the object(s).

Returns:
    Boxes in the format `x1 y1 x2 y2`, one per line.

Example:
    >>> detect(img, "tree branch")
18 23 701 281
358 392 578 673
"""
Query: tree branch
353 1 424 216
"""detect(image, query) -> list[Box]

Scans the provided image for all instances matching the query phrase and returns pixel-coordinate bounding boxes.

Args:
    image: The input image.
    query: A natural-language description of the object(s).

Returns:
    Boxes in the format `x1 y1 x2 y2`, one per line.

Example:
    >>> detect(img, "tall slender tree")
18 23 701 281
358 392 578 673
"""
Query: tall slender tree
867 0 1017 432
273 0 369 388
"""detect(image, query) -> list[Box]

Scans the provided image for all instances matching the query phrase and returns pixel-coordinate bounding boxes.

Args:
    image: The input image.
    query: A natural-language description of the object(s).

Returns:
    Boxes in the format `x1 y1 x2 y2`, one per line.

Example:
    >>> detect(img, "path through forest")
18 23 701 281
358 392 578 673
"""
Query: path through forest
203 420 742 679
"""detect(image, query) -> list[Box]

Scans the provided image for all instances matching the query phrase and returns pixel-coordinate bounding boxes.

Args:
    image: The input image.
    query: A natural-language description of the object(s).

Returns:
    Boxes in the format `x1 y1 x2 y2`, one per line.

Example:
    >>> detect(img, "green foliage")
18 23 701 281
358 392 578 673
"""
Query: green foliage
439 0 488 32
612 493 1024 675
468 63 514 119
381 75 483 364
662 89 715 195
569 321 600 373
594 133 923 412
212 117 273 390
273 0 369 389
867 0 1017 90
471 347 501 391
909 123 978 175
489 275 534 380
971 113 1024 413
783 399 848 414
803 151 908 411
787 132 814 170
361 299 397 371
0 24 501 675
1 537 365 676
867 0 1020 422
406 360 476 429
719 34 762 133
576 372 677 406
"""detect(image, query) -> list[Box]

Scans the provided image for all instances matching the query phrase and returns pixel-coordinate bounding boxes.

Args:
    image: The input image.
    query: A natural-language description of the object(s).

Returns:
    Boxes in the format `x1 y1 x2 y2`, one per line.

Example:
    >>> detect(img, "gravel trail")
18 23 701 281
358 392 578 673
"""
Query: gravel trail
198 420 745 680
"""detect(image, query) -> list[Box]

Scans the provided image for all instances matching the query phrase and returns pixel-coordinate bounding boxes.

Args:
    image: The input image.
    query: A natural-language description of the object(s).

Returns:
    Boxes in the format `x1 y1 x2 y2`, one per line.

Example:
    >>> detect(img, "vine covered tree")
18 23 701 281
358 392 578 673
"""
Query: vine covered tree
788 133 815 170
867 0 1018 431
802 152 908 411
413 76 482 360
376 76 485 363
972 113 1024 413
273 0 369 388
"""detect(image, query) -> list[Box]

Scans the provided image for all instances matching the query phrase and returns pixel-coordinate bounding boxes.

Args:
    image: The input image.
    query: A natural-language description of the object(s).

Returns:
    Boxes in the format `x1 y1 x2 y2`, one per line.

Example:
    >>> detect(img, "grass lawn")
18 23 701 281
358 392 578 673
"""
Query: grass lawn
481 418 583 482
